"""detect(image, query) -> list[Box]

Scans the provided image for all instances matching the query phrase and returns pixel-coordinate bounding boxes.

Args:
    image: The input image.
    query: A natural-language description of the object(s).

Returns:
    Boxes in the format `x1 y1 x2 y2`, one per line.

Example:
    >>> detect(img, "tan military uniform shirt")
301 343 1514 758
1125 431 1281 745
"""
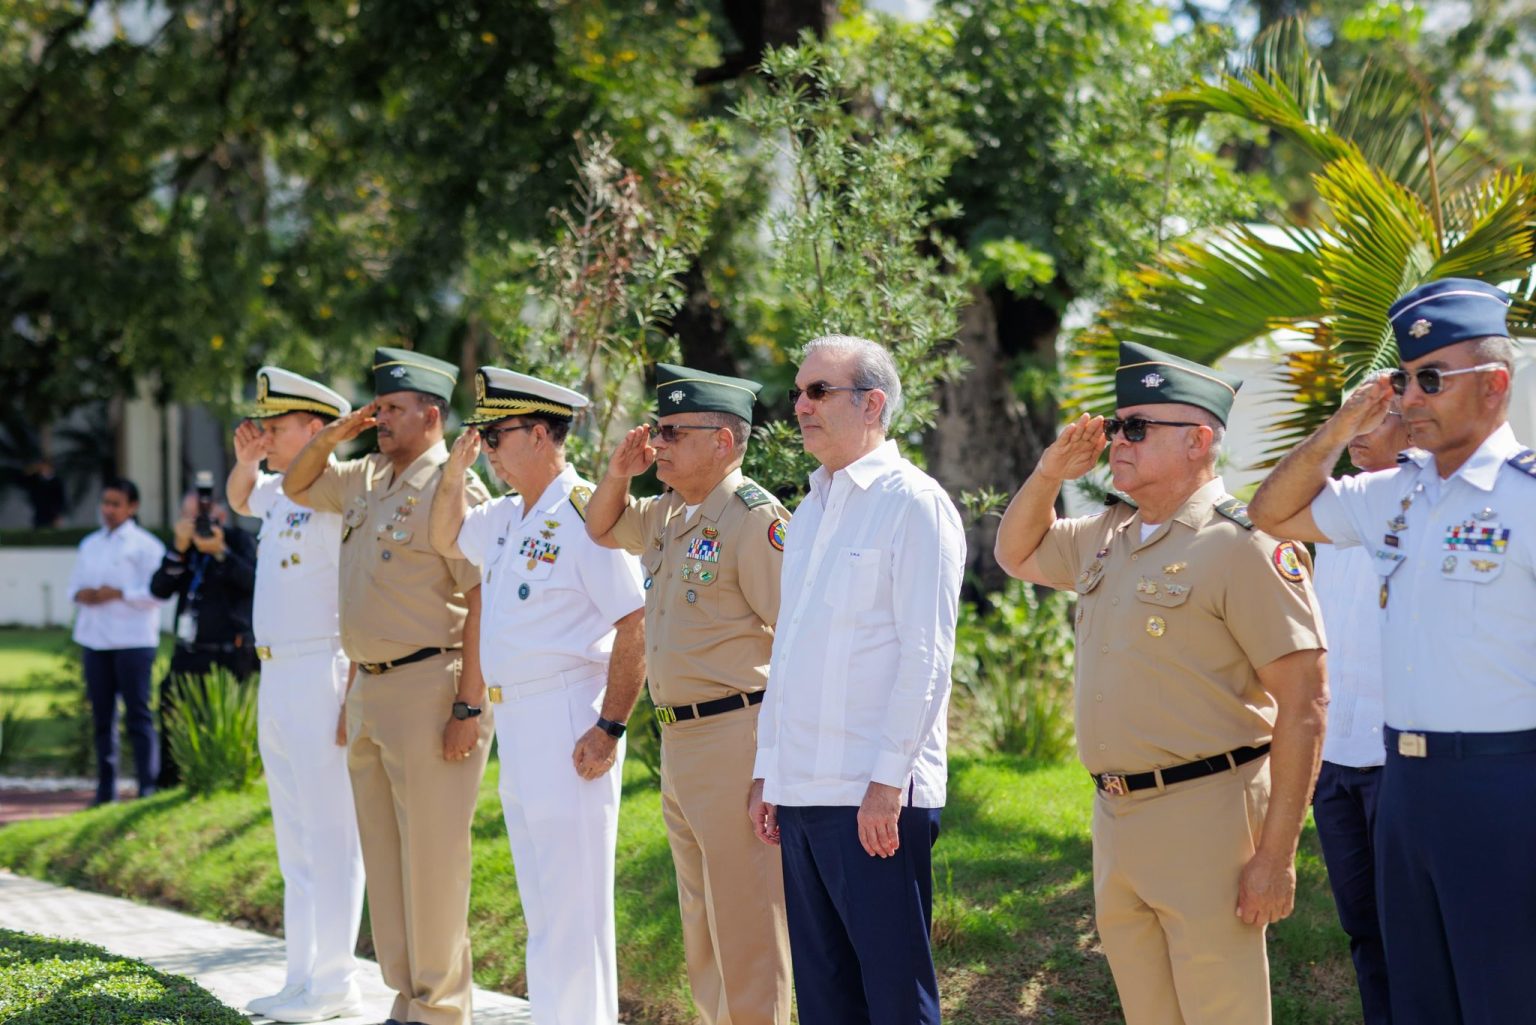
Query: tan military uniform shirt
1033 478 1325 776
298 440 489 664
609 469 789 707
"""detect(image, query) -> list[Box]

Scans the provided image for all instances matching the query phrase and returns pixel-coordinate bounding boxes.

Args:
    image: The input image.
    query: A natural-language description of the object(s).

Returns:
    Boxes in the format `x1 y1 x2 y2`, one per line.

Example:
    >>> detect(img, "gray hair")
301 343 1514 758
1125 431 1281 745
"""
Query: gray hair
1468 335 1517 373
697 411 751 453
802 334 903 431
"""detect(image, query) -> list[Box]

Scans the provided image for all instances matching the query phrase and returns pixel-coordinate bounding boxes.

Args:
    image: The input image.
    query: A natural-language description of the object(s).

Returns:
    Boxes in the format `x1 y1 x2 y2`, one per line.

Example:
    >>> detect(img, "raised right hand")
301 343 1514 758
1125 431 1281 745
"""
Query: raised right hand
447 429 482 474
606 424 657 480
1332 373 1395 439
232 420 271 467
321 400 380 445
1038 414 1108 482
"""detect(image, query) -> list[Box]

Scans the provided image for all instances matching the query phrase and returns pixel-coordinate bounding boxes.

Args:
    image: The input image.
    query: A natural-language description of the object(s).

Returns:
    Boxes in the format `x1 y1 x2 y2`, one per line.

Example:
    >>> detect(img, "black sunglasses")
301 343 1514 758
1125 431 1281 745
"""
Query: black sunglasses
479 423 535 449
647 424 718 443
1387 362 1504 396
788 382 872 404
1103 416 1202 443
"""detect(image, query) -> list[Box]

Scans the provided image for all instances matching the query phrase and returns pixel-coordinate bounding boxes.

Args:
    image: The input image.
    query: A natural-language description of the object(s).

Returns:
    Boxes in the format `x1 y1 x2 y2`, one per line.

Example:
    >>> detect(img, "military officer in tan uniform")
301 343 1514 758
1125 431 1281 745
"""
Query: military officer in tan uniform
285 347 492 1025
994 342 1328 1025
586 363 793 1025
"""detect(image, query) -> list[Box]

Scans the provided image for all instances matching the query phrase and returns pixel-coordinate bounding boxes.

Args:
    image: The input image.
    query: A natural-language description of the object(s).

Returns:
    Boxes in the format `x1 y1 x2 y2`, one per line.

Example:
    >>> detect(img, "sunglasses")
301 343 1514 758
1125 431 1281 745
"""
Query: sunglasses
788 382 872 404
1388 362 1505 396
478 423 535 450
1103 416 1202 443
647 424 718 443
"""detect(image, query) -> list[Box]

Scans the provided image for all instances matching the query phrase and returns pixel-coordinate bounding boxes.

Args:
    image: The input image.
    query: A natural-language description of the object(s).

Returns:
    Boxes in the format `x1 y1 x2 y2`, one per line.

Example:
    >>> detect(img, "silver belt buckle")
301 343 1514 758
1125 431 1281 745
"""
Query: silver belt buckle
1397 732 1427 758
1099 773 1129 796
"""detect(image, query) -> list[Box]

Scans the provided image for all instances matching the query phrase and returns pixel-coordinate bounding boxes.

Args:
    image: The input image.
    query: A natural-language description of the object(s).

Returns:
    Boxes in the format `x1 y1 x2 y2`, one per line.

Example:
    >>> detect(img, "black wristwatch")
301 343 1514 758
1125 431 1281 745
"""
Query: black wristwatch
452 701 482 720
595 716 627 739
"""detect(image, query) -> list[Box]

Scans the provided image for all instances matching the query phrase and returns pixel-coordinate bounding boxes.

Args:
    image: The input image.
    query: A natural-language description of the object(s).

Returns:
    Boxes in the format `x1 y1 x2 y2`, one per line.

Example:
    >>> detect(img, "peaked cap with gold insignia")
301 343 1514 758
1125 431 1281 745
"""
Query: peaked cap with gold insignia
1115 341 1243 425
248 367 351 420
371 346 458 401
464 367 590 426
654 362 763 424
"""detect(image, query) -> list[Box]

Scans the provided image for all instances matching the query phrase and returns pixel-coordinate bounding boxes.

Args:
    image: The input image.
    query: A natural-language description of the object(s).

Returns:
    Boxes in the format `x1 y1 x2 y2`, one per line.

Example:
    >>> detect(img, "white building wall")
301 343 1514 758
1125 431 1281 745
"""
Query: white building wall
0 548 175 630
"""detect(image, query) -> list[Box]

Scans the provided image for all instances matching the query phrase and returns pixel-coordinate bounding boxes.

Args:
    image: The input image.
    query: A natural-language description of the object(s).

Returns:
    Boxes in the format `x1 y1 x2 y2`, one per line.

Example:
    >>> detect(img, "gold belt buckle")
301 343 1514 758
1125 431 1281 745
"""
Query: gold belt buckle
361 662 384 676
1099 773 1129 797
1397 732 1427 758
488 685 503 705
256 645 272 661
654 705 677 726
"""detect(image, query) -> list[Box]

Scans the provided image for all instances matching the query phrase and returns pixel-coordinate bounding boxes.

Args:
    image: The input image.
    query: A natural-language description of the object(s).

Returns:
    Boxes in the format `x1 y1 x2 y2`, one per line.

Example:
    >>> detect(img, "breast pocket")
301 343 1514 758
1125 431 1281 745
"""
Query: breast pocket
822 547 883 612
511 536 559 581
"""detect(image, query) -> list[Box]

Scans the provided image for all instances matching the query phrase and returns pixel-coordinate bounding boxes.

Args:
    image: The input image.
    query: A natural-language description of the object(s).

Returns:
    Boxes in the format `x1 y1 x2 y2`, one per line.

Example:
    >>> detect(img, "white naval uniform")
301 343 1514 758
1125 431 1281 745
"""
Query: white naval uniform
249 472 365 999
456 464 646 1025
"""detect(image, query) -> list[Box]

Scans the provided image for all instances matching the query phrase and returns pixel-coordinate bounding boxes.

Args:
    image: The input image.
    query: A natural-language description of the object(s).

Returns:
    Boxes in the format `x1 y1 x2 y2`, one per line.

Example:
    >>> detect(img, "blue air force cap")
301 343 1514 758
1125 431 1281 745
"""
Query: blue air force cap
1389 278 1512 362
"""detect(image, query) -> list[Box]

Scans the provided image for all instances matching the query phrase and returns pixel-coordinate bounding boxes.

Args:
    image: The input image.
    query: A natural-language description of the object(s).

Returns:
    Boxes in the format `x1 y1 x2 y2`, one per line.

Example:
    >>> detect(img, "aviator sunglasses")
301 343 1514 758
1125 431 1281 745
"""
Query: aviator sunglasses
478 423 535 450
1388 363 1505 396
788 382 872 404
647 424 718 443
1102 416 1202 443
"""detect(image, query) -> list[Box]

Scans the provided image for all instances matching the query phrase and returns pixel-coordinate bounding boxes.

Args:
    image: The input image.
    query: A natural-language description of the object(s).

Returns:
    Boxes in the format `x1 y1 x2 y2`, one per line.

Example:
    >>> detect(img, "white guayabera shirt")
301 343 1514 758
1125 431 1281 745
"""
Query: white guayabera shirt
68 519 166 651
755 440 966 809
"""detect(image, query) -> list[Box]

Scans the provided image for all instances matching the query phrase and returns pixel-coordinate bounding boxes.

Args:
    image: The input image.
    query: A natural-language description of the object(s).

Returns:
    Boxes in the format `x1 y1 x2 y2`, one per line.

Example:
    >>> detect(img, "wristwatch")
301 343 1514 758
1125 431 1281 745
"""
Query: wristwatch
451 701 482 720
595 716 627 739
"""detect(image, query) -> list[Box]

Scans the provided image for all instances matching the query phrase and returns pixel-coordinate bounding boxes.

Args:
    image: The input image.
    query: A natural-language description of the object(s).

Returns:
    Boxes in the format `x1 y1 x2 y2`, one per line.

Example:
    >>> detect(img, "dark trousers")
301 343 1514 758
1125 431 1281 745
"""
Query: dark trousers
1313 760 1390 1025
1377 743 1536 1025
157 647 257 787
776 803 942 1025
81 647 158 802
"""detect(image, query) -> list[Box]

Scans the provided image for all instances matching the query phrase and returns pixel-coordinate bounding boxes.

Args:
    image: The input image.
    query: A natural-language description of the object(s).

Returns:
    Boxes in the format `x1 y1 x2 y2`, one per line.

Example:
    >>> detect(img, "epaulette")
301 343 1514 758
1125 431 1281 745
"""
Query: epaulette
1505 449 1536 479
1214 495 1255 529
1105 491 1137 510
735 482 773 509
569 485 593 521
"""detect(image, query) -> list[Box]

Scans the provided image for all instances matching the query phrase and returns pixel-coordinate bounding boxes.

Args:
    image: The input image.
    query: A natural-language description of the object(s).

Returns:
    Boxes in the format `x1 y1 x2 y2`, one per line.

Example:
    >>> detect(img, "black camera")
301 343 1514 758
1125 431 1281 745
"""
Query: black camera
194 471 215 538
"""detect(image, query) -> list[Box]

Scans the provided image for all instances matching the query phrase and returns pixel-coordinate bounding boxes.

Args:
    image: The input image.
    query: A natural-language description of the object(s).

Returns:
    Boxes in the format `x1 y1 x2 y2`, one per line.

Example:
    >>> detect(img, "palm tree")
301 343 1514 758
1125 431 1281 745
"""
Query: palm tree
1069 19 1536 466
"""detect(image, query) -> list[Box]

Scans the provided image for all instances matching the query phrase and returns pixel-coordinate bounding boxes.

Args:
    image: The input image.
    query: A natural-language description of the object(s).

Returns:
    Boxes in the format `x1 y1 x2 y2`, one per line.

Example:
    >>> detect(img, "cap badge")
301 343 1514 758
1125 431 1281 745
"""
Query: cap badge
1141 372 1165 388
475 373 487 404
1409 318 1432 338
669 389 686 403
390 366 407 378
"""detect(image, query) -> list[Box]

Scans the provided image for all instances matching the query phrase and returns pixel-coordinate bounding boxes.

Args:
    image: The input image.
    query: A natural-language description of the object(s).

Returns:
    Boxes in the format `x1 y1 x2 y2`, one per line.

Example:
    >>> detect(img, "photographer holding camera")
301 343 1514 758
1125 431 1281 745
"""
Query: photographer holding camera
150 473 258 787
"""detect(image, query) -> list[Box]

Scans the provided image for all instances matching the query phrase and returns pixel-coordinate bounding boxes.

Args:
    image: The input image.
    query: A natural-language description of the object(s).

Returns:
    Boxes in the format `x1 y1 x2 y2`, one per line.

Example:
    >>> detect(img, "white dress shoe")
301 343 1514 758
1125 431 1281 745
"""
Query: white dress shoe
247 984 305 1016
261 986 364 1023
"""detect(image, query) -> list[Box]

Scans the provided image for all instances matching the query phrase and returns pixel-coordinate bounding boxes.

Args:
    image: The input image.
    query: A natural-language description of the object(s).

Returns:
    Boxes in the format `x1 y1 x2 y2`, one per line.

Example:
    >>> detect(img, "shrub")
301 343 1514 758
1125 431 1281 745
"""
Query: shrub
164 668 261 795
0 702 39 769
953 581 1076 761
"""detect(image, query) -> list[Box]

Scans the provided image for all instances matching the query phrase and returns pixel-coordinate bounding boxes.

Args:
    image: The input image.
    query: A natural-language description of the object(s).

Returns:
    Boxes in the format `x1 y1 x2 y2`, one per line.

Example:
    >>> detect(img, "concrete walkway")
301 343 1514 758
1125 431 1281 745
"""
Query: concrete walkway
0 869 534 1023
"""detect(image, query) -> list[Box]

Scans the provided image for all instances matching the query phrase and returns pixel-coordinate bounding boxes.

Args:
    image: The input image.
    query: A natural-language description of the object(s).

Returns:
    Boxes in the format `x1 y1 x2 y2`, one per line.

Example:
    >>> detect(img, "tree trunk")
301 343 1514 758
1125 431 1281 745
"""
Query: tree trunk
925 285 1059 599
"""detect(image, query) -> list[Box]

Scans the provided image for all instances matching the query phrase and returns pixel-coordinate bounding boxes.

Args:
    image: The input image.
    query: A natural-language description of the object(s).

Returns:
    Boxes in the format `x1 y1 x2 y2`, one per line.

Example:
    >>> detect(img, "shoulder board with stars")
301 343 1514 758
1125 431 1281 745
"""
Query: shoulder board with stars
735 482 773 509
1214 496 1254 529
1506 449 1536 480
569 485 592 521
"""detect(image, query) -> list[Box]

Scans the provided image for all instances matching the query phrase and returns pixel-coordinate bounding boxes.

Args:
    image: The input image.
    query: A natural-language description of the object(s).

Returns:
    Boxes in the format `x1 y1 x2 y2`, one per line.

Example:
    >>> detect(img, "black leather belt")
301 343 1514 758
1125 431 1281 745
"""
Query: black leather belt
1386 726 1536 759
176 637 251 655
654 690 764 726
1092 743 1271 796
358 646 457 676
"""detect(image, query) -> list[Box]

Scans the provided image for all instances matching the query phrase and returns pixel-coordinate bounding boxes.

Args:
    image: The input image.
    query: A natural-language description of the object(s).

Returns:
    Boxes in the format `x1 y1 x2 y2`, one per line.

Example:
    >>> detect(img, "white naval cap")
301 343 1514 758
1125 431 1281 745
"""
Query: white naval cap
465 367 590 425
248 366 351 420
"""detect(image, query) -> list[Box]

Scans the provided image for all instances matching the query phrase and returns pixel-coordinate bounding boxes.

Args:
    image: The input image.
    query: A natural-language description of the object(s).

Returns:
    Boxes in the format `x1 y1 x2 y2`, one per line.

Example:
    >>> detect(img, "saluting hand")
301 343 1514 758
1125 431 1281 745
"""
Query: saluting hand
1332 372 1395 439
1037 414 1107 482
321 401 381 445
606 424 657 481
447 429 482 474
233 420 271 467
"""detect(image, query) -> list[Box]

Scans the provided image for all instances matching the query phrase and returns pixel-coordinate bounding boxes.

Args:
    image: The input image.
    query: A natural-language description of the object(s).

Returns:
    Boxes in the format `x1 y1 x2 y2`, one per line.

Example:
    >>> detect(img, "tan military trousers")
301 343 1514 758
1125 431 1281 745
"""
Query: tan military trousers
1093 755 1273 1025
347 652 492 1025
660 704 792 1025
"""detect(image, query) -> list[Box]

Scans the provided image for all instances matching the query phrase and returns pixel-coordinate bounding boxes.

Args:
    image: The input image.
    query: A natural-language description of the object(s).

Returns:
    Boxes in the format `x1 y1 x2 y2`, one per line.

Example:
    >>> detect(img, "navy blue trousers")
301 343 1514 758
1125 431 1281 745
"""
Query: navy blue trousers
81 647 159 802
1377 744 1536 1025
1312 761 1390 1025
776 804 942 1025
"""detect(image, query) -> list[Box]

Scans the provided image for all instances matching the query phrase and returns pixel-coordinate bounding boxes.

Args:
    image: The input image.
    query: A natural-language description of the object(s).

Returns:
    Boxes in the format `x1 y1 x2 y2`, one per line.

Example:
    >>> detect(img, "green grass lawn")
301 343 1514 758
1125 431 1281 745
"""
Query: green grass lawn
0 927 244 1024
0 750 1363 1024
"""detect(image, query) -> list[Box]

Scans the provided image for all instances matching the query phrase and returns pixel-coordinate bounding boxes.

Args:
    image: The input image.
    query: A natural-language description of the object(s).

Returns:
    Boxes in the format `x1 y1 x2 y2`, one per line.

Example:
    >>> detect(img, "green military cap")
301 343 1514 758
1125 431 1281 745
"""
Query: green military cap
654 363 763 424
1115 341 1242 425
371 346 459 402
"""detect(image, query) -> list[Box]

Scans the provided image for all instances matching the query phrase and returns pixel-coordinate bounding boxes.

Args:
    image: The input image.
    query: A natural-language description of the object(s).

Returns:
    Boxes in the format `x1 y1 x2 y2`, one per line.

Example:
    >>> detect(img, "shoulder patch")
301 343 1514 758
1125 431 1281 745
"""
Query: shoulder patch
569 485 592 521
1272 540 1307 584
1104 491 1138 510
767 517 787 552
735 482 773 510
1214 496 1254 529
1507 449 1536 479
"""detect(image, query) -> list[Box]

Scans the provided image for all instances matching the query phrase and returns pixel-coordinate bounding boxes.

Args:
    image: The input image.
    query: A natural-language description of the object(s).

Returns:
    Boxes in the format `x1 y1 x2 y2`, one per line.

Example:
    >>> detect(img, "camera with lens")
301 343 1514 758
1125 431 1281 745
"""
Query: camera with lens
194 471 215 538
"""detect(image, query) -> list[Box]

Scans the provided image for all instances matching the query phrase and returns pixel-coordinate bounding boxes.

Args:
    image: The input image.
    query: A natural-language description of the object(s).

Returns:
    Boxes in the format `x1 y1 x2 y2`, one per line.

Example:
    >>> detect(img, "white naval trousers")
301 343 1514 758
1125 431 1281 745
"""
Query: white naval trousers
494 665 624 1025
257 639 365 996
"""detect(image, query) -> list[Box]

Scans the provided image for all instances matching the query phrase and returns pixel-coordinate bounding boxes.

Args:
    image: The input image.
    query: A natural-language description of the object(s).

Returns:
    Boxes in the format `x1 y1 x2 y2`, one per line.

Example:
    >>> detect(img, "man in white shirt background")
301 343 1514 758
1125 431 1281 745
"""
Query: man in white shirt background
749 335 965 1025
1310 403 1410 1025
227 367 365 1024
68 477 166 805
